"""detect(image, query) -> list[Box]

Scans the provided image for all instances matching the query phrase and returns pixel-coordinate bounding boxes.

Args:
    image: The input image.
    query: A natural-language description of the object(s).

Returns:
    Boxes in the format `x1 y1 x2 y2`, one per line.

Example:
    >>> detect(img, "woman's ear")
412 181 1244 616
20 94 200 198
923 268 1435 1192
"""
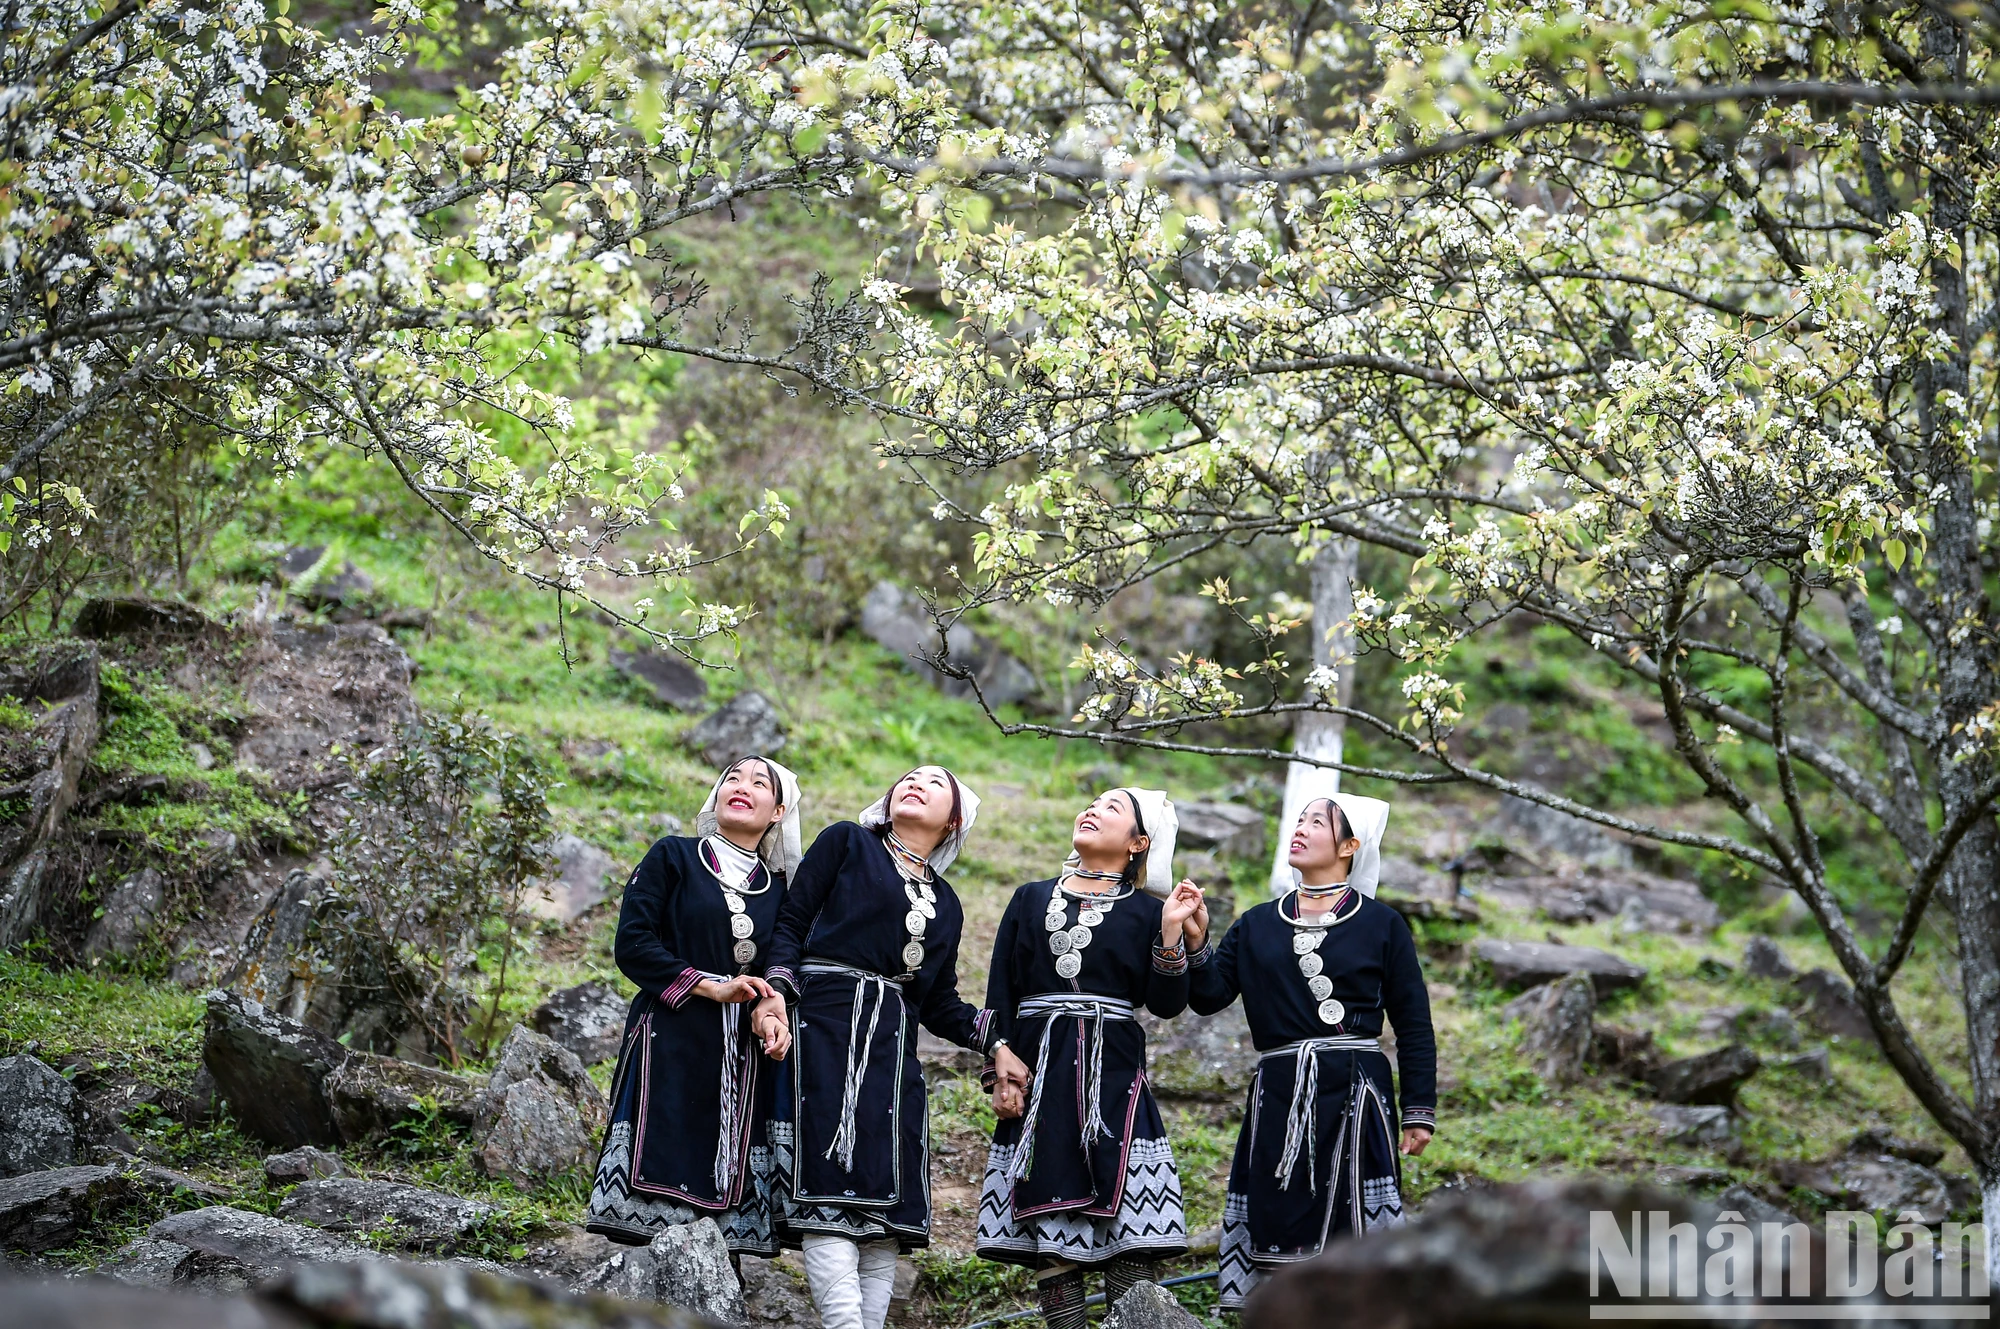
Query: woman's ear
1129 834 1151 857
1338 835 1363 860
768 803 787 827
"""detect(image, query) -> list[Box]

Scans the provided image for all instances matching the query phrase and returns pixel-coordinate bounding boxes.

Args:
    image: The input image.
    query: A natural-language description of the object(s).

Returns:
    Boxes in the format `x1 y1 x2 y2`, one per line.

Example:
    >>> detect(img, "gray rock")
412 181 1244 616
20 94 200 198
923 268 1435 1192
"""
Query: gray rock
609 647 710 711
1473 938 1647 994
1770 1047 1833 1083
1846 1128 1945 1166
72 599 217 639
532 982 630 1067
1503 972 1595 1085
200 990 348 1148
1652 1104 1738 1148
649 813 685 837
859 582 1038 709
473 1026 606 1186
1792 968 1877 1044
1832 1152 1953 1222
273 1258 721 1328
85 868 167 960
0 1054 79 1176
0 1165 131 1252
0 1277 297 1329
1644 1044 1760 1106
684 692 787 769
1139 1003 1257 1101
1173 801 1266 862
524 834 618 922
1491 794 1634 869
323 1050 481 1142
1715 1184 1800 1227
1742 935 1796 980
262 1147 347 1185
277 1178 498 1252
738 1252 815 1327
580 1219 746 1325
101 1206 379 1292
225 869 318 1013
1103 1281 1202 1329
0 641 100 948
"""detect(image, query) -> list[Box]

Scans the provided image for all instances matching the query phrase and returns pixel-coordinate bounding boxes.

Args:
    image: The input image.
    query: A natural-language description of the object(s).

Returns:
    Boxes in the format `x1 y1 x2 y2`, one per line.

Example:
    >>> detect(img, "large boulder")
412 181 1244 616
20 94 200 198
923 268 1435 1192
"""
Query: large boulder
1792 968 1877 1044
473 1026 607 1186
231 624 416 793
0 1165 132 1252
1103 1281 1202 1329
1651 1104 1738 1148
579 1219 747 1326
201 990 349 1148
683 692 786 769
608 647 710 711
276 1178 499 1253
72 598 218 639
85 868 168 960
100 1206 379 1292
1503 973 1595 1085
1643 1044 1760 1107
1173 802 1266 862
262 1147 347 1185
323 1051 482 1142
1741 936 1796 980
1140 1004 1257 1101
0 640 99 949
532 981 631 1067
858 582 1038 709
1473 938 1646 995
0 1054 80 1175
522 834 618 923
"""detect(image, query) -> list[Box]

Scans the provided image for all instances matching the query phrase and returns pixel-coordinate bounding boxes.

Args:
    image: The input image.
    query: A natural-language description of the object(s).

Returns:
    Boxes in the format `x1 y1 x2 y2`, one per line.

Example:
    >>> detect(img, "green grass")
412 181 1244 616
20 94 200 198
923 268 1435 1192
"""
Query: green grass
0 951 209 1085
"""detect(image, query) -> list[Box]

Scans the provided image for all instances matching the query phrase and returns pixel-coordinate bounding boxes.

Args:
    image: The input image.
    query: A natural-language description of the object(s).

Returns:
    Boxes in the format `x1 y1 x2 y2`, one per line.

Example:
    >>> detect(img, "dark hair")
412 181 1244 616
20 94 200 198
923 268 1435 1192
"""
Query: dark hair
876 766 963 840
1117 791 1149 890
1309 797 1354 845
722 756 784 806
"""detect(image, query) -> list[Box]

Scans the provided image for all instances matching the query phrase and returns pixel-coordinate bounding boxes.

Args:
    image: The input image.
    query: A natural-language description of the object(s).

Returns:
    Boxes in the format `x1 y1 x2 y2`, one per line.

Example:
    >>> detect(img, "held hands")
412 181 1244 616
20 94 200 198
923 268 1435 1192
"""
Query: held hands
1161 879 1206 948
695 974 776 1006
1401 1126 1434 1157
750 993 791 1060
990 1043 1031 1119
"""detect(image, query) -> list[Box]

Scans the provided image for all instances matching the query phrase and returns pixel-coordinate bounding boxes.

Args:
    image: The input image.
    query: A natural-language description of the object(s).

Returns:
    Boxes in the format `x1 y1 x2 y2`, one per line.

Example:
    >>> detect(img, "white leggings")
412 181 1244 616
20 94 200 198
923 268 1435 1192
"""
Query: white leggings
800 1233 900 1329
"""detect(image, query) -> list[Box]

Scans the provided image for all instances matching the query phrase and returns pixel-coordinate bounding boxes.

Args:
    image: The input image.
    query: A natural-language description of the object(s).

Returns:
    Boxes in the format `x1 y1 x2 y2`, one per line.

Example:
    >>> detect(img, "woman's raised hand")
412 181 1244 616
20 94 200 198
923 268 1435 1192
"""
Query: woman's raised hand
1161 878 1204 946
751 993 791 1060
695 974 776 1005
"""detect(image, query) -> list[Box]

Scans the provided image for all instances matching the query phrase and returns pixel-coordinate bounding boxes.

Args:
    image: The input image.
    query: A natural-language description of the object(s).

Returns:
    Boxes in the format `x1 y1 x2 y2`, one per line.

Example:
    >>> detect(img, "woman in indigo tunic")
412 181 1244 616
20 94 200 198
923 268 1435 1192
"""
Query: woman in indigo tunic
586 756 802 1255
975 788 1204 1329
1186 794 1436 1313
751 764 1000 1329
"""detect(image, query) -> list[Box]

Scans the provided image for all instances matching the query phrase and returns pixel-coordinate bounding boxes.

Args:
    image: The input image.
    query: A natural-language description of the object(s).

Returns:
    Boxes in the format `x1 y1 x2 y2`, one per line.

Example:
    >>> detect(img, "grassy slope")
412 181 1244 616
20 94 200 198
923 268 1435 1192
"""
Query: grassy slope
0 517 1977 1323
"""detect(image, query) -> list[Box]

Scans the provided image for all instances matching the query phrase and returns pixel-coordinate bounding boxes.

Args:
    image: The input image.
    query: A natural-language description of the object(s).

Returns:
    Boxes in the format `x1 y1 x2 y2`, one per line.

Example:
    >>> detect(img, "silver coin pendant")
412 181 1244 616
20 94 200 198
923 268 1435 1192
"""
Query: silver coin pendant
905 909 927 935
732 939 757 965
1307 975 1334 1000
902 940 927 970
1298 953 1324 978
1049 929 1074 955
1292 933 1319 956
1079 908 1104 927
729 913 755 939
1068 925 1093 950
1318 998 1345 1025
725 894 746 914
1055 952 1083 979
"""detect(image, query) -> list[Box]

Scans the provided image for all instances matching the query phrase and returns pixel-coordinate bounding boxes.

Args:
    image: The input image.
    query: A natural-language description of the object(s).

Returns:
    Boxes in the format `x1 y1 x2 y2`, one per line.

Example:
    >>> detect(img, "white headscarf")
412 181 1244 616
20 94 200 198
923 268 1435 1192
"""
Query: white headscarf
1115 787 1179 898
696 756 804 878
858 767 981 873
1296 793 1390 897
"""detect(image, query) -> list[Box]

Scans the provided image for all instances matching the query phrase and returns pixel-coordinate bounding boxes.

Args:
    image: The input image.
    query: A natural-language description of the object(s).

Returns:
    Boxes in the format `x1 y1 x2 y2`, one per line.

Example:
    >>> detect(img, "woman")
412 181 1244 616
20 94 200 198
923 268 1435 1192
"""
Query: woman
1186 794 1436 1313
751 765 1002 1329
587 755 801 1257
976 788 1202 1329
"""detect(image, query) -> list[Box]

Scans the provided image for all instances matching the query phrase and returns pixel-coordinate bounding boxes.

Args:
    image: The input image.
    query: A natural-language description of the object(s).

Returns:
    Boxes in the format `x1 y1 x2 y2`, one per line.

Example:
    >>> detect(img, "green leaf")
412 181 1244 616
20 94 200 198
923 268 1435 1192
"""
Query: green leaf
1884 538 1906 570
793 122 827 156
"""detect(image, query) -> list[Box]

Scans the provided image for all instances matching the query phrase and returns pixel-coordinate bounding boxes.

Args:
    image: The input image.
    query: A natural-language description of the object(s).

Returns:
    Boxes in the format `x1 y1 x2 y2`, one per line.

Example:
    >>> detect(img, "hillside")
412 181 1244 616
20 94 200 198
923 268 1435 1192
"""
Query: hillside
0 527 1978 1323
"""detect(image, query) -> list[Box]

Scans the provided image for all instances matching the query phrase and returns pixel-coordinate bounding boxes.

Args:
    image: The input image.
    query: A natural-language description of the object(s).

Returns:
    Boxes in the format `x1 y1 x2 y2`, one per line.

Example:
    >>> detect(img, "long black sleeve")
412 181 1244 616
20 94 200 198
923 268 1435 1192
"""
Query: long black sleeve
764 823 848 999
613 842 702 1007
984 888 1024 1047
1188 918 1243 1015
1382 911 1437 1130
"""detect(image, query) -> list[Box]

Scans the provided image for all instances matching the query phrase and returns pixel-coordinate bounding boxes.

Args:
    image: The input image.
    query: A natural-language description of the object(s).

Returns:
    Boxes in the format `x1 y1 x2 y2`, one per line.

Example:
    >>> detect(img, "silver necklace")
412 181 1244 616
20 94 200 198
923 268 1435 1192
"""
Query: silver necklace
702 837 773 970
886 831 938 974
1282 886 1359 1026
1046 873 1133 980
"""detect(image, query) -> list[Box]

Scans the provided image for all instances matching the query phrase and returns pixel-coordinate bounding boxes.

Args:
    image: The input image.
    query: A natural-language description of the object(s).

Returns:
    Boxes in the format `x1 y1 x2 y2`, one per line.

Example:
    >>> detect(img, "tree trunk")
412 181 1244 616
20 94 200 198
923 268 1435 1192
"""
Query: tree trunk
1269 536 1357 894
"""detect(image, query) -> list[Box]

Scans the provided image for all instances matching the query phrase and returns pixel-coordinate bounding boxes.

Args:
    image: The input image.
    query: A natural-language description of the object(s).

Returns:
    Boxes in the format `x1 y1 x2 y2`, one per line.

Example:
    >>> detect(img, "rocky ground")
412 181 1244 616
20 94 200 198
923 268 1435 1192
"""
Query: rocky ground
0 592 1983 1327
